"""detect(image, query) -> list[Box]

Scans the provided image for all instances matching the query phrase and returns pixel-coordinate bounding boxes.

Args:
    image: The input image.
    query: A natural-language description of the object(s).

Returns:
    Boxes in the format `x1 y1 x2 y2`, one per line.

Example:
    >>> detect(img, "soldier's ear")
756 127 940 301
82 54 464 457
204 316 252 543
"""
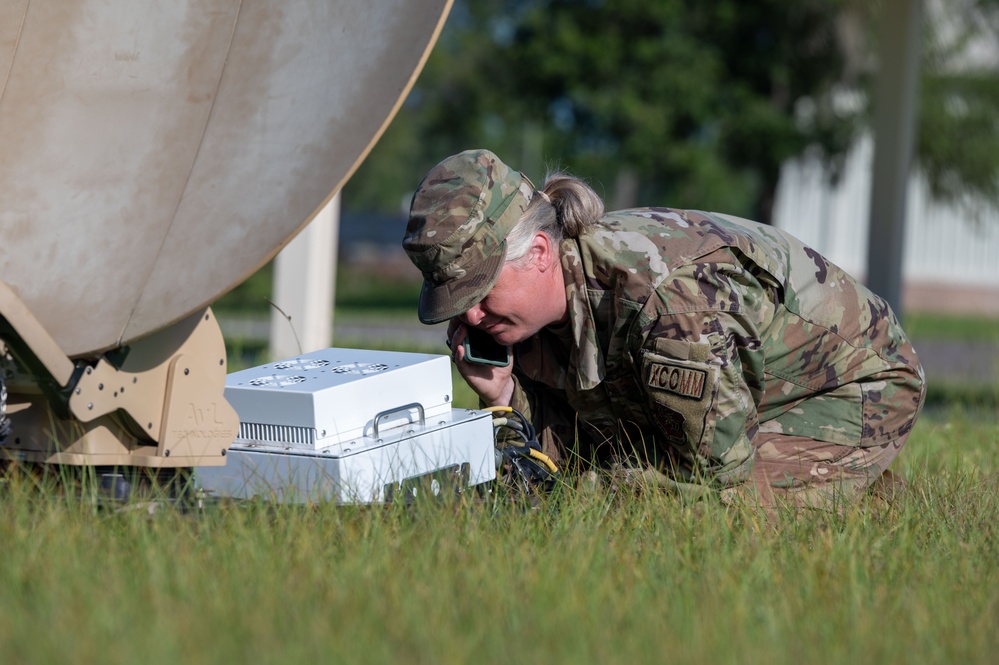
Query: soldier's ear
531 232 557 271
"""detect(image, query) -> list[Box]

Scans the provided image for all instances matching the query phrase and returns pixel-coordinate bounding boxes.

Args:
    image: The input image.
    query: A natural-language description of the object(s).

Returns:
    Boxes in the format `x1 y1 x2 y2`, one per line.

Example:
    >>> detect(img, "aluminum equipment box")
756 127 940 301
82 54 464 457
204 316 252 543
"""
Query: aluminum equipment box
194 348 496 504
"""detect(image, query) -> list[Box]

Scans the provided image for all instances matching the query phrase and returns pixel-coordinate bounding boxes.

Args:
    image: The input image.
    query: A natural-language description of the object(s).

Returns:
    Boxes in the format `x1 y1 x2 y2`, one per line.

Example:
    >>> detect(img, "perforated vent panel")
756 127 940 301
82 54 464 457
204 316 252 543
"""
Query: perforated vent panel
329 362 389 375
239 422 317 446
247 375 307 387
272 359 331 371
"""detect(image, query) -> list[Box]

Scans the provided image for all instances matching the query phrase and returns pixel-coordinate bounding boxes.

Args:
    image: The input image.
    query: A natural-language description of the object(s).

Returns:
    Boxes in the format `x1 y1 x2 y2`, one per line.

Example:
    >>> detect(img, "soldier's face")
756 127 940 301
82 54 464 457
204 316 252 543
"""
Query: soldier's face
461 261 553 345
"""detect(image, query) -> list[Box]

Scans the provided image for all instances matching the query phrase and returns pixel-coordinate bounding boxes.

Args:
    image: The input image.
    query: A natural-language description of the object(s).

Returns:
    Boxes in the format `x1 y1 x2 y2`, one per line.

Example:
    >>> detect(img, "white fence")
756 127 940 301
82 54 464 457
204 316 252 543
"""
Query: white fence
773 133 999 290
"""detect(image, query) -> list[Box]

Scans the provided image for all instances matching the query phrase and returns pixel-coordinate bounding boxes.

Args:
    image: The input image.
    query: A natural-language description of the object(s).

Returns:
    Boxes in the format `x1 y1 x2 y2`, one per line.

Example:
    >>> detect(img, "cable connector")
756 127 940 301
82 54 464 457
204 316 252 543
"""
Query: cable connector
488 406 559 495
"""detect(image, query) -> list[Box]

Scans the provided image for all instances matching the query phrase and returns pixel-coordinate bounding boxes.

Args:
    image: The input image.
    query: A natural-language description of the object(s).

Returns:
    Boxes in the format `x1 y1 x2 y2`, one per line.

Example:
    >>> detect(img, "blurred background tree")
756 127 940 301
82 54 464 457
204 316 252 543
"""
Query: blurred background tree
344 0 999 226
916 0 999 220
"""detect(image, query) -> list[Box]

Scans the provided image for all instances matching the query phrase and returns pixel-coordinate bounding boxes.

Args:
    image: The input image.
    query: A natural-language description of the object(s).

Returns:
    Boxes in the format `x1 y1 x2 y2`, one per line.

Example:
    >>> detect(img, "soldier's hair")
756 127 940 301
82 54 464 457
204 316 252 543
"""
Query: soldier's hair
506 171 604 265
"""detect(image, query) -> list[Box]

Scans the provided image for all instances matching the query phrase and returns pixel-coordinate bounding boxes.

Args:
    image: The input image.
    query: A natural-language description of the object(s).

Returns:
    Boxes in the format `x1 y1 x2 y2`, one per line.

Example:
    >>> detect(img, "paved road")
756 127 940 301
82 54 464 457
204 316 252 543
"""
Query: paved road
220 316 998 386
907 338 999 386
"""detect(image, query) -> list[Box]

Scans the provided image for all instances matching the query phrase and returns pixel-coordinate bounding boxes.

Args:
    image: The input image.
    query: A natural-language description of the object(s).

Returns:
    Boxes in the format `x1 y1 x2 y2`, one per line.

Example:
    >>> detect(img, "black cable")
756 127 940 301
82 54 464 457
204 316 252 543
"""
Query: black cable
491 407 559 495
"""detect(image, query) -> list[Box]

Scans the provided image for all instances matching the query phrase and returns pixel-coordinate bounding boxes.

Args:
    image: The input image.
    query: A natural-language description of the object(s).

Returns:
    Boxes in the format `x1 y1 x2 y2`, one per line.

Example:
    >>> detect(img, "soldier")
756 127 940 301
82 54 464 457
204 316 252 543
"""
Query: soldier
402 149 926 509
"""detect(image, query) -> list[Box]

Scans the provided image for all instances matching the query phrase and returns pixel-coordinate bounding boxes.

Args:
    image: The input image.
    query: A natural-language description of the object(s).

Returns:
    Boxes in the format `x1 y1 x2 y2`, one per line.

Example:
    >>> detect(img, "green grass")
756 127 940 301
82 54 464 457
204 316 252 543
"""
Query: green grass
213 260 423 320
335 271 422 315
1 410 996 665
904 311 999 343
194 267 999 663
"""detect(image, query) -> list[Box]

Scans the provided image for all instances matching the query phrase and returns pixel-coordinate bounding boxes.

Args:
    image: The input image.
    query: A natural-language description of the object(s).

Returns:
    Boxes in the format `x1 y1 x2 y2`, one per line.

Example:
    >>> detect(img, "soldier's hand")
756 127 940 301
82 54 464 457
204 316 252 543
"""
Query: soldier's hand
446 321 515 406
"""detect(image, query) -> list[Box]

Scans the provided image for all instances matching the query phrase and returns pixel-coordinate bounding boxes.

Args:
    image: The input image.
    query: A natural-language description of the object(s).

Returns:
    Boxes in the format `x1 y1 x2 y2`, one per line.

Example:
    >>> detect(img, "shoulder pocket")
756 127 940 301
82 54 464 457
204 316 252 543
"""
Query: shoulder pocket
641 342 719 460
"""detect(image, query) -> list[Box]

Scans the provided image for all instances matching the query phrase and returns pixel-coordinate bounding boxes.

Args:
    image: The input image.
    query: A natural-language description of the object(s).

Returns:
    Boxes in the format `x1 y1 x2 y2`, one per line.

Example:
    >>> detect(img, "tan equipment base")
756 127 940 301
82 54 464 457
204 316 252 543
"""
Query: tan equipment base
1 282 236 468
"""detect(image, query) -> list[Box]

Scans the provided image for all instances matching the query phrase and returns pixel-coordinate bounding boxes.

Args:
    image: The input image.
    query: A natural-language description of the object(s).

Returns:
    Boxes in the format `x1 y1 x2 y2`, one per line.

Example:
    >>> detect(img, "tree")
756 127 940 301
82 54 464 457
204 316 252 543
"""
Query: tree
349 0 860 222
347 0 999 226
914 0 999 219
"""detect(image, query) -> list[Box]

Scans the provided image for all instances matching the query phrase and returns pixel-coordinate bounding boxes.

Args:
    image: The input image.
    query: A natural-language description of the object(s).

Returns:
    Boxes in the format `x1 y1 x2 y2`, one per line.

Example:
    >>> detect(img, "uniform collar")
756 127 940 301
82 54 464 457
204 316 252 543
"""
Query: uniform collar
558 238 606 392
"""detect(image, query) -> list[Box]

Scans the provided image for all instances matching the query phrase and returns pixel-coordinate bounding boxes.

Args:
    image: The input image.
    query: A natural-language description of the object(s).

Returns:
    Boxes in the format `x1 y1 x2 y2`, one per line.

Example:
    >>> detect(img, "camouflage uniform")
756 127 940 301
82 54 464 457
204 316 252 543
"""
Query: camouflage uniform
403 150 925 508
506 208 926 506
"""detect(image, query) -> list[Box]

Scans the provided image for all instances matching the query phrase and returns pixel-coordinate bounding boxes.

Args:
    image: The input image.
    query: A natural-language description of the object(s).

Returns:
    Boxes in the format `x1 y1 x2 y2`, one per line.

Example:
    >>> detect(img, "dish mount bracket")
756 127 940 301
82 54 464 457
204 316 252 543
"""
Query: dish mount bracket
0 282 237 467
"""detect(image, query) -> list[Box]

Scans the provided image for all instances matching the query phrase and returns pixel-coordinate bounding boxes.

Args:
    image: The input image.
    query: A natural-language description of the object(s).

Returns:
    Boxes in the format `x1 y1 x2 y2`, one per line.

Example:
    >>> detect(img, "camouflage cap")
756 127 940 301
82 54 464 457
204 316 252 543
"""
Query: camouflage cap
403 149 534 324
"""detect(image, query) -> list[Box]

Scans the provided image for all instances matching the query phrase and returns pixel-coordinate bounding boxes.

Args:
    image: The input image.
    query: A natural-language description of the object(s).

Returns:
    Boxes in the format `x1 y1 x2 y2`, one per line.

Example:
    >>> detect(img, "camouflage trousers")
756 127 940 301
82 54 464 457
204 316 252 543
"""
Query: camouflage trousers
584 433 911 512
718 430 911 511
528 399 911 511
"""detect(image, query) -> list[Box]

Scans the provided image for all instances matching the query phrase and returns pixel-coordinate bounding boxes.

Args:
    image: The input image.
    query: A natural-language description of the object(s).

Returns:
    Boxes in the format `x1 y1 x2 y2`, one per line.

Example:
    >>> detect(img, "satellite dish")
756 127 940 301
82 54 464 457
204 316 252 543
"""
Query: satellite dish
0 0 451 357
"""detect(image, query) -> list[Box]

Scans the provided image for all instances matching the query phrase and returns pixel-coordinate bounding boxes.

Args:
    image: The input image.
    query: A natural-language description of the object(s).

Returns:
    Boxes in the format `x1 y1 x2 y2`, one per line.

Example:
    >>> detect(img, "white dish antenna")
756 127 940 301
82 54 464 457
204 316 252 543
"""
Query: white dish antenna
0 0 450 357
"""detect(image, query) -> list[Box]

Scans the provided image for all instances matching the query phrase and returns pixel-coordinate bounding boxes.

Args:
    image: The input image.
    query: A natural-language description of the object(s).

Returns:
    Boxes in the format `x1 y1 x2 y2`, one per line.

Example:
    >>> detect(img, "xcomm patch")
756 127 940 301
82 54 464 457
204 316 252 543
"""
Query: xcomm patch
646 362 707 400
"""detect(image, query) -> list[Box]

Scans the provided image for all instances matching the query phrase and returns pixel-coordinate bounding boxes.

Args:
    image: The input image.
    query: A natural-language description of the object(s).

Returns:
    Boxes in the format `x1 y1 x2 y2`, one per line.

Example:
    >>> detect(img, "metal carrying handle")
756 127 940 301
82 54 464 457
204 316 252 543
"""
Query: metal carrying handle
372 402 425 438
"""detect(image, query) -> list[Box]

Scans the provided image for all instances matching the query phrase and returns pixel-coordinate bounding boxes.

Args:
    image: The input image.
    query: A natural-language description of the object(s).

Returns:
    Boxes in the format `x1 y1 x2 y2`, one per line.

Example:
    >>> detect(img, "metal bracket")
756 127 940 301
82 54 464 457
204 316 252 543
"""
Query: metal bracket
0 281 237 467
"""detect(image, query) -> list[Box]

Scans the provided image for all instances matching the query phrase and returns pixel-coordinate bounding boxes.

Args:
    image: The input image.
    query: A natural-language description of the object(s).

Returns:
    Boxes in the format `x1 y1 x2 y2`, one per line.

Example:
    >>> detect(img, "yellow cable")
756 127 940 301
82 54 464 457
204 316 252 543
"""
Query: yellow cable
487 405 556 473
527 448 559 474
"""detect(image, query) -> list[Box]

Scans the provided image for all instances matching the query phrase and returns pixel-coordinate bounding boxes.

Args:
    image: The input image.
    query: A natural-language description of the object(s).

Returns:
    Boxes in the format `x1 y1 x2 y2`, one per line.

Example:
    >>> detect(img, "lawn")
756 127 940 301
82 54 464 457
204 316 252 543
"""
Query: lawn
2 265 993 664
0 404 996 665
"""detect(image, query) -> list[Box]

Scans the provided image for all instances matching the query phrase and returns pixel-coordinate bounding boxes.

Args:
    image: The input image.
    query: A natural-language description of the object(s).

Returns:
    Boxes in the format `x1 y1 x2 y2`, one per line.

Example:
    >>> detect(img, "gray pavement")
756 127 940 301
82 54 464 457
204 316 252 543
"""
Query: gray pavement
909 338 999 386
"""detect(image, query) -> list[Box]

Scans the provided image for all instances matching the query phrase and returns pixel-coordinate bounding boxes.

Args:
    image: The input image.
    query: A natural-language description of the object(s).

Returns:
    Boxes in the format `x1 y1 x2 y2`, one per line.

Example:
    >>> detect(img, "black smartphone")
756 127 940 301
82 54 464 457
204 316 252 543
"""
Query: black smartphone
463 327 511 366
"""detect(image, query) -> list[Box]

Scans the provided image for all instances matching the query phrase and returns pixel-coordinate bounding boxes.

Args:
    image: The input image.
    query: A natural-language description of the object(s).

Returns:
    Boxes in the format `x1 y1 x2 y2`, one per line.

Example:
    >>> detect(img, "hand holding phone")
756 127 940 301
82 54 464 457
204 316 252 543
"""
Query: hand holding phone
462 327 511 366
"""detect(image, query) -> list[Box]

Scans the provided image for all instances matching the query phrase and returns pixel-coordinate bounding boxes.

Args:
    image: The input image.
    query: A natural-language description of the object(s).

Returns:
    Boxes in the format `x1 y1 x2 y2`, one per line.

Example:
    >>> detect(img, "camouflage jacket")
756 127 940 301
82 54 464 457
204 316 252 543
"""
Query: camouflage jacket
508 208 925 483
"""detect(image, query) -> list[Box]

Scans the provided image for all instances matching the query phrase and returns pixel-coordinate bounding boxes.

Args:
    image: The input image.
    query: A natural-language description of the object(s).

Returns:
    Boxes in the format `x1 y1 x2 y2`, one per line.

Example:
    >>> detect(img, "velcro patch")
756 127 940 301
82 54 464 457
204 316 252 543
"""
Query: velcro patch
646 363 707 400
652 404 687 446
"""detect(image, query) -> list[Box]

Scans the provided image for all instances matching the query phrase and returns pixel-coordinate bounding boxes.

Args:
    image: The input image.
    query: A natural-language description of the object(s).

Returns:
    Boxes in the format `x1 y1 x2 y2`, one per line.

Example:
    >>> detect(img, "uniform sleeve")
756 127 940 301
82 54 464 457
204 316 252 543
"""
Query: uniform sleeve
506 373 534 422
637 254 777 484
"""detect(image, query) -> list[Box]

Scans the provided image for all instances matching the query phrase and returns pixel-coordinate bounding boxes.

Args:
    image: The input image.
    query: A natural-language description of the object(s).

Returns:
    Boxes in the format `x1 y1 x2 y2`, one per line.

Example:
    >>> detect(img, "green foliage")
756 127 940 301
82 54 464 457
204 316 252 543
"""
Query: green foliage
918 69 999 213
213 261 274 316
335 271 422 314
914 0 999 212
348 0 999 226
347 0 865 221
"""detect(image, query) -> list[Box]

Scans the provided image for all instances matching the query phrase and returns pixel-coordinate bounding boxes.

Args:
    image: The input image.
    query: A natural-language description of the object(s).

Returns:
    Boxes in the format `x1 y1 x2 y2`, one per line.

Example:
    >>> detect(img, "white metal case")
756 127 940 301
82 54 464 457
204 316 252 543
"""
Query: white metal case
194 348 496 504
